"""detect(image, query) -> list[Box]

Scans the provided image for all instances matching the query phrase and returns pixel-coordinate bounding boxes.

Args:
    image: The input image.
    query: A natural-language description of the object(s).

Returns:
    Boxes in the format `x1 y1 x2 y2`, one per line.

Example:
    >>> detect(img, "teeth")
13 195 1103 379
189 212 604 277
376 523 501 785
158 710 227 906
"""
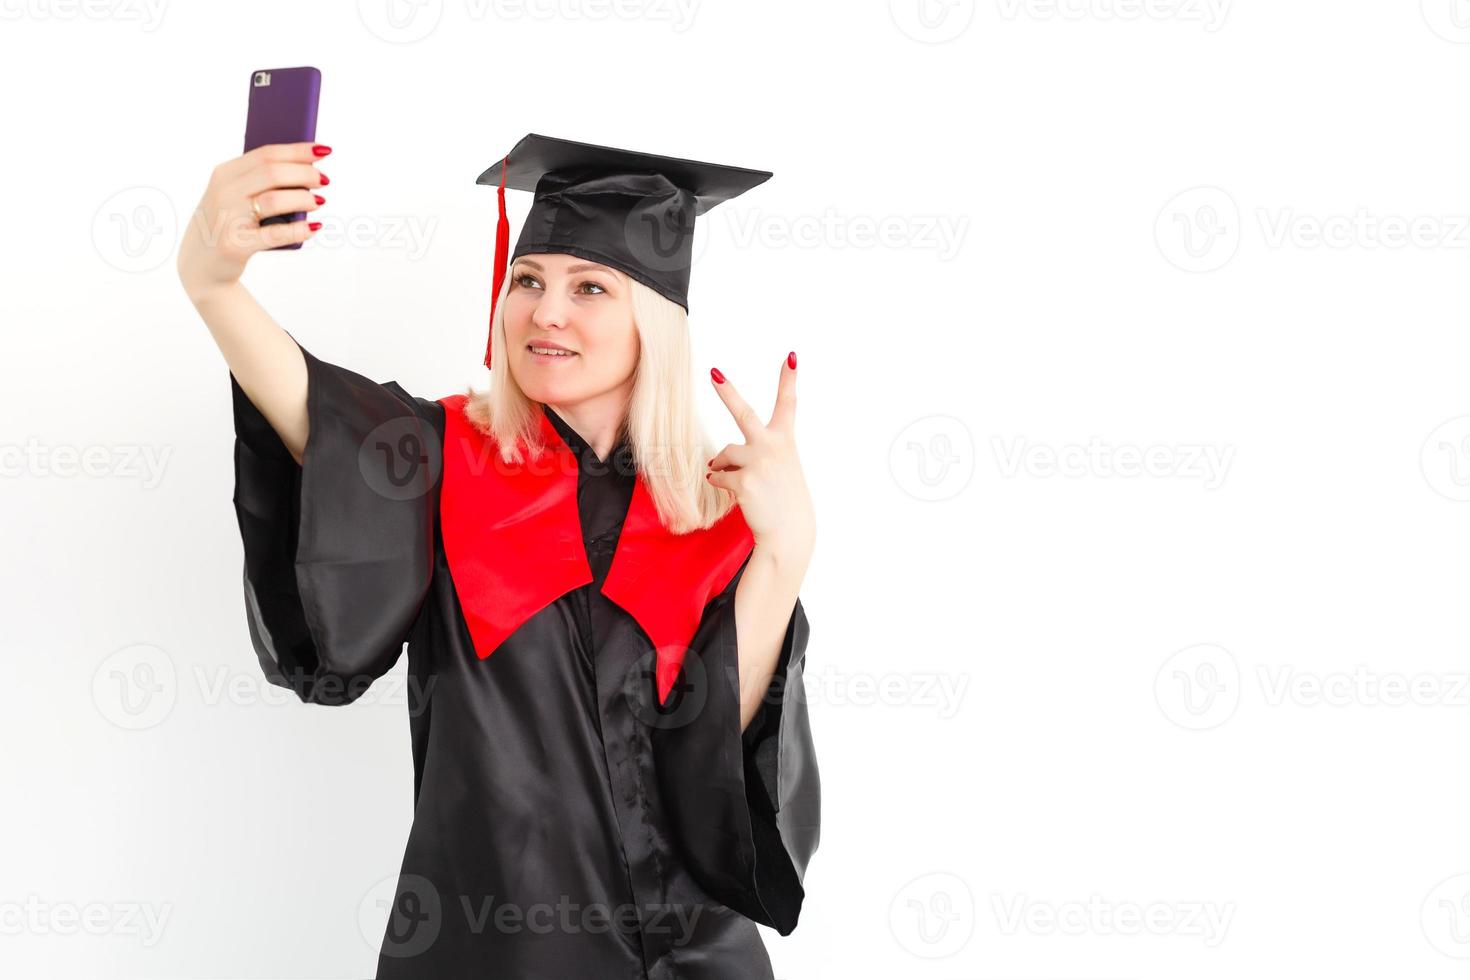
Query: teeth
530 346 575 356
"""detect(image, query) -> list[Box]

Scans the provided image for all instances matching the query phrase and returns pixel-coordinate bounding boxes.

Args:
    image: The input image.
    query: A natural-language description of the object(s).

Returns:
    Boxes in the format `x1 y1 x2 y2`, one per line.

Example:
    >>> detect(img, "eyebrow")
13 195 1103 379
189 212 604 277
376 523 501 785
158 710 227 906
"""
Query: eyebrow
513 258 623 279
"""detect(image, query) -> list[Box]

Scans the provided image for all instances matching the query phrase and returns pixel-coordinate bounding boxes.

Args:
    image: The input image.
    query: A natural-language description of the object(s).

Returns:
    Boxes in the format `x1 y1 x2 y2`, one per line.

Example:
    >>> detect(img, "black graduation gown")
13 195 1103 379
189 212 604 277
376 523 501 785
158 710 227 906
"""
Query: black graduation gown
228 338 820 979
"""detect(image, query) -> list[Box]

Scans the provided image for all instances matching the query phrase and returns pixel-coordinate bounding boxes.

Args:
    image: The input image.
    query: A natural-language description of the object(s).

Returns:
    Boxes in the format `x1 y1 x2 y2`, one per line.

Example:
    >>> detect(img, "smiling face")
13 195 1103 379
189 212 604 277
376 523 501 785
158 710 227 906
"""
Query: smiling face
502 253 641 410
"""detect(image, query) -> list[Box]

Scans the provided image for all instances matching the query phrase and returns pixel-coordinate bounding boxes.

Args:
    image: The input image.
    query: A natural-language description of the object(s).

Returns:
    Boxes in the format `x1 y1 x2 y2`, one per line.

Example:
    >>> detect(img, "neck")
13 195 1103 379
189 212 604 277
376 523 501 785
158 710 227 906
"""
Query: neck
545 390 629 463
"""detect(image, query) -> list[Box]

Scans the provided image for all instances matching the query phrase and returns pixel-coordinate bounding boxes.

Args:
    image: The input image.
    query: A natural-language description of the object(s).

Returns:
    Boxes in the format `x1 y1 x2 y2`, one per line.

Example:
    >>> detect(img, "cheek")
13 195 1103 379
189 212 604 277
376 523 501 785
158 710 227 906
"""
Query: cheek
596 316 639 371
502 296 532 336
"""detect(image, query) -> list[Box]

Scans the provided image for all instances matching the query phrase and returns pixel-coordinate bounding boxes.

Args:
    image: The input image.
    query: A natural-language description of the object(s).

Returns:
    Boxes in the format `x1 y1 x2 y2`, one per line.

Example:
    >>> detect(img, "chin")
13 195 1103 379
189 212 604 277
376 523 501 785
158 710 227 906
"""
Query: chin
515 378 572 404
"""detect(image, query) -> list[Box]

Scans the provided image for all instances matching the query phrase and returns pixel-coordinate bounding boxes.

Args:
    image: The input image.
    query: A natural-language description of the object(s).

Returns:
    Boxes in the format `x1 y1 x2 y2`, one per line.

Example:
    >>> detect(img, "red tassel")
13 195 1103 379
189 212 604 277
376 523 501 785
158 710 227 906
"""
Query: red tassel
485 157 510 370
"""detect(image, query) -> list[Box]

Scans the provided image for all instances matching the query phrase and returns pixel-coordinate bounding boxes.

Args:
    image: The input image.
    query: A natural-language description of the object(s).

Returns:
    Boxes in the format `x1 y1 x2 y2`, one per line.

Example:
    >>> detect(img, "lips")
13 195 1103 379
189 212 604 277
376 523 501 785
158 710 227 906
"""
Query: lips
528 345 578 359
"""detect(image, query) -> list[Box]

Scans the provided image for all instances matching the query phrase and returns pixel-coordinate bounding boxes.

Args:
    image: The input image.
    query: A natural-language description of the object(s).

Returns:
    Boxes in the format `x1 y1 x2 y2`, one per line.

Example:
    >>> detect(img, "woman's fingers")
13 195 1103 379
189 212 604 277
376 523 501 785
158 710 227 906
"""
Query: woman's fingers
250 187 324 221
251 216 320 252
233 159 327 198
202 191 319 256
216 141 324 184
228 147 327 253
708 442 753 472
709 368 765 442
178 143 329 297
706 466 740 494
770 351 797 432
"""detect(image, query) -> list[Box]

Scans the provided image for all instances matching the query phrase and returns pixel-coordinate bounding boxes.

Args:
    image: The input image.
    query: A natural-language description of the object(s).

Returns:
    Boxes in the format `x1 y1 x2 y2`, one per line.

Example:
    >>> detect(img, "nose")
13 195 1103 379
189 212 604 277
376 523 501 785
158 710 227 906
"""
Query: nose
530 289 571 331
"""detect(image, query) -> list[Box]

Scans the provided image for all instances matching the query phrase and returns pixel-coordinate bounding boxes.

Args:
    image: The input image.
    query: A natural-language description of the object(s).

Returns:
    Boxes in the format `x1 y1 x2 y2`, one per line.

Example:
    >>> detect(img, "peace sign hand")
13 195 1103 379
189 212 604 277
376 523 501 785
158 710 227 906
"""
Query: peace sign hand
706 353 816 561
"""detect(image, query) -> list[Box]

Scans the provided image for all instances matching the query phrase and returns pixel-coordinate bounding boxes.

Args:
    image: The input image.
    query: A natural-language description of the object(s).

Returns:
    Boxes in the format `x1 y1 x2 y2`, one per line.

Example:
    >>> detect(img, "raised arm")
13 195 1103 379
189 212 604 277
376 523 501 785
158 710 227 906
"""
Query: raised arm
176 141 329 464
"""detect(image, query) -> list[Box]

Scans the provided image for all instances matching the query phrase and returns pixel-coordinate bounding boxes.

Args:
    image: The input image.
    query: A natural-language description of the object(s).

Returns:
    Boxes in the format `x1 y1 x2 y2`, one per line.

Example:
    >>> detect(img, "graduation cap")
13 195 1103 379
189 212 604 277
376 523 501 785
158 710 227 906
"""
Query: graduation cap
476 134 773 368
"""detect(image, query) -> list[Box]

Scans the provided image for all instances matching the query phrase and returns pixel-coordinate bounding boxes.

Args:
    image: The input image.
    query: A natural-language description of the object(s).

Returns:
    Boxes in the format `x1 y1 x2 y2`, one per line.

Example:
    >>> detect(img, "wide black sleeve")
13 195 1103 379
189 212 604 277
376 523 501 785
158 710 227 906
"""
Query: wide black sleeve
229 334 442 706
652 564 820 936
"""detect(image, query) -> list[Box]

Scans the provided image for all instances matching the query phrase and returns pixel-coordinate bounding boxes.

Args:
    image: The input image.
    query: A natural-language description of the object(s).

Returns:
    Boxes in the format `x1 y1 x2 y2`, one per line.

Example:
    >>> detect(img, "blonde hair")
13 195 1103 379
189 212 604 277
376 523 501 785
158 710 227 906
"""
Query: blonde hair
459 272 735 535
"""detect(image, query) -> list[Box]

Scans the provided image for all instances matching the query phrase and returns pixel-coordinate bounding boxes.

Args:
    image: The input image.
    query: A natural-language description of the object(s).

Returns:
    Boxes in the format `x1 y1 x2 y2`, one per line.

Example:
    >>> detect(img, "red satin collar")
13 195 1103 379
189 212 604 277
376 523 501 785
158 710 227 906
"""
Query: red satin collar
436 395 754 705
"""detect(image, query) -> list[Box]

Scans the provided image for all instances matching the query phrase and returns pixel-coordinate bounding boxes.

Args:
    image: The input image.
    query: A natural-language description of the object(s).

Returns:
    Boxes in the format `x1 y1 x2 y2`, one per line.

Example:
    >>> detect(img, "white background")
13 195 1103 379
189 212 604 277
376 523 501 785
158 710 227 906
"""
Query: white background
5 0 1470 977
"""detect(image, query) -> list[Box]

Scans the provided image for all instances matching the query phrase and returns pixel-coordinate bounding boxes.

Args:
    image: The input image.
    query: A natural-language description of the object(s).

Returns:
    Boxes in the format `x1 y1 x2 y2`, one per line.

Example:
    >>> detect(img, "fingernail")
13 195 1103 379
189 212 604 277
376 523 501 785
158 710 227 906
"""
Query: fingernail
312 144 332 157
710 367 725 384
308 221 322 231
787 351 797 369
314 194 325 205
705 472 712 480
319 172 330 186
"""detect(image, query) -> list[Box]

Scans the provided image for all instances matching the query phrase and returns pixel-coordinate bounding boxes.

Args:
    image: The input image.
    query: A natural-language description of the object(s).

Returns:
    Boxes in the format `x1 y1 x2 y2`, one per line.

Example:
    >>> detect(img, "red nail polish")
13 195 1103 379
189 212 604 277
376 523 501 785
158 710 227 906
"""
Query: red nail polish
705 472 712 480
313 194 325 205
312 144 332 157
308 221 322 231
710 367 725 384
787 351 797 369
319 172 330 186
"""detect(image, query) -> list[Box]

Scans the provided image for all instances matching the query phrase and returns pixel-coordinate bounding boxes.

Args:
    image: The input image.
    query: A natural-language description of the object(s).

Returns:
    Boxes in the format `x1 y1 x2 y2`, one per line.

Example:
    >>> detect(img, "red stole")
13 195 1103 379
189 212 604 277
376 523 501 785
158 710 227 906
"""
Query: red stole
436 394 754 705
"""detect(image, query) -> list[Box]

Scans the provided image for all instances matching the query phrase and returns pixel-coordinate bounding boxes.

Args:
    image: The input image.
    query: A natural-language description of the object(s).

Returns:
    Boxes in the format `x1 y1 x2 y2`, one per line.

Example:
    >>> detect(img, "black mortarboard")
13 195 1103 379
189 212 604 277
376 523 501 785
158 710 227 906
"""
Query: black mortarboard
476 134 773 368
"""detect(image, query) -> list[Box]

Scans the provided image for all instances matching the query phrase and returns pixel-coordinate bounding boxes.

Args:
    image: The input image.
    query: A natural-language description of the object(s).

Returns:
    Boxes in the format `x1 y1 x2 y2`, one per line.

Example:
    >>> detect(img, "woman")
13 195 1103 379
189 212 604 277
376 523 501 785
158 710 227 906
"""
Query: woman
176 133 820 980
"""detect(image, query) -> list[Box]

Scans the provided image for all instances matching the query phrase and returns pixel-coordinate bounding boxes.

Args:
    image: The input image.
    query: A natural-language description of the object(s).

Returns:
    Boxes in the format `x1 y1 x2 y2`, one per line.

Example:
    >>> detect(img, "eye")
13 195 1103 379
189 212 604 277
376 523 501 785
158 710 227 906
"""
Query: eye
513 272 542 289
579 281 606 295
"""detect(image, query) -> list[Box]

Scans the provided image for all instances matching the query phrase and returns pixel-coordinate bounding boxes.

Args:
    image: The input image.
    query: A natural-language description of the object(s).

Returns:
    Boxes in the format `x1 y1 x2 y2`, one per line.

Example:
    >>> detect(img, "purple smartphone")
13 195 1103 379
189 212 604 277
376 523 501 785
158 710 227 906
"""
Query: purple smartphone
243 66 321 251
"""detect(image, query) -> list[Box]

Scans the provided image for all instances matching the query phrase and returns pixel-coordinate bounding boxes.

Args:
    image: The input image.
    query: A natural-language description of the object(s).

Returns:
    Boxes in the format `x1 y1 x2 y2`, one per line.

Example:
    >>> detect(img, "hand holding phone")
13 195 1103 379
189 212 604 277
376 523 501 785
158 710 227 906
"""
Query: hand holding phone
175 66 327 300
243 66 323 251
